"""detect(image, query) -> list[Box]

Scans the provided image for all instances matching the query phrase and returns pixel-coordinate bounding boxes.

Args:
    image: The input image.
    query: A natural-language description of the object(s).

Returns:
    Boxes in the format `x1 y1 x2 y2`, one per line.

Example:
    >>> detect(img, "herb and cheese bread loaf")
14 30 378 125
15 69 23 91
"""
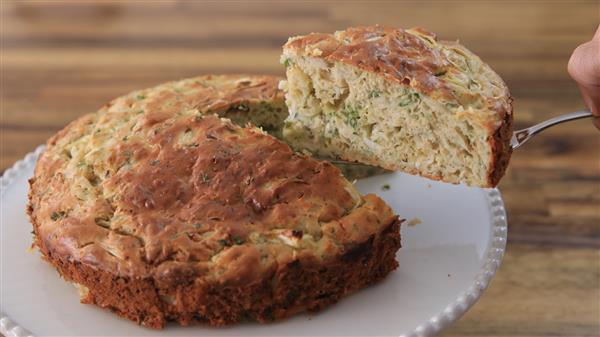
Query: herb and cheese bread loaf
28 74 402 328
280 25 513 187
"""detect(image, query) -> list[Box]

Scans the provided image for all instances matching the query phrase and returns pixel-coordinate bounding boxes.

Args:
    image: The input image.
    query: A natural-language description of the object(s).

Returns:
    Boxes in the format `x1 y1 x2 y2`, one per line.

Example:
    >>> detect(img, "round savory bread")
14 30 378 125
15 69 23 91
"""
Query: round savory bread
27 74 402 328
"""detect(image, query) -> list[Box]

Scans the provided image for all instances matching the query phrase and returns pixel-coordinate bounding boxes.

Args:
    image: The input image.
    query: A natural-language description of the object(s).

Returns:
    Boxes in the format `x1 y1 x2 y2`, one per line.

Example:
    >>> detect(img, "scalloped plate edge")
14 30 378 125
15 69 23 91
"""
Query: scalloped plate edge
0 145 507 337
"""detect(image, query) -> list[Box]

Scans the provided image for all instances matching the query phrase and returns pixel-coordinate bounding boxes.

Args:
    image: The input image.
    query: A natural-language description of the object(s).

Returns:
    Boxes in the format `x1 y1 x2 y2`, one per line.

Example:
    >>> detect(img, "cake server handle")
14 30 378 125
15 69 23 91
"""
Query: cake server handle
510 110 593 149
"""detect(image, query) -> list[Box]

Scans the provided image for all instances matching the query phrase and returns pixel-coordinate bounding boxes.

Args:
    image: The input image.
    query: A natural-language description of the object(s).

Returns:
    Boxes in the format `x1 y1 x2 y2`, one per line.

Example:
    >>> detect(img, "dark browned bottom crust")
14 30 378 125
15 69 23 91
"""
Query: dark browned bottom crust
487 102 514 187
34 219 401 329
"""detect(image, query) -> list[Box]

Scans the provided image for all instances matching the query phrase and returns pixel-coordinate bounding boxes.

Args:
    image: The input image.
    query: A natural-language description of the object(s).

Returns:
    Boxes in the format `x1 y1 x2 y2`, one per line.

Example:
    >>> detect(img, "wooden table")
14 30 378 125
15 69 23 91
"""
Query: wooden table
2 1 599 336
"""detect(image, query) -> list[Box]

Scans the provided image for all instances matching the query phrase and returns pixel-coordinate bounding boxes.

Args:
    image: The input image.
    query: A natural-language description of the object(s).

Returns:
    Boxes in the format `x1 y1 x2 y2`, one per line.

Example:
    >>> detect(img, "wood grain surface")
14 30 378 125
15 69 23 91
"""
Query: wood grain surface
1 1 599 336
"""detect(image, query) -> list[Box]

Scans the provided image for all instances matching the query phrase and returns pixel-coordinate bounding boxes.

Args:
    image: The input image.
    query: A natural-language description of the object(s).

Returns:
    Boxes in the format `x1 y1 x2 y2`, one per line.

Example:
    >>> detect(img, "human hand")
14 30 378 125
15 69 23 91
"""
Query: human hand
568 25 600 130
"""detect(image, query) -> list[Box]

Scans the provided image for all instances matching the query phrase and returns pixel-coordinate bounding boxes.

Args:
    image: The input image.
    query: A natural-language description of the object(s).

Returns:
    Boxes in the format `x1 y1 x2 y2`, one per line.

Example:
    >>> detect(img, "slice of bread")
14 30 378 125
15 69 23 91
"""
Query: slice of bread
280 25 513 187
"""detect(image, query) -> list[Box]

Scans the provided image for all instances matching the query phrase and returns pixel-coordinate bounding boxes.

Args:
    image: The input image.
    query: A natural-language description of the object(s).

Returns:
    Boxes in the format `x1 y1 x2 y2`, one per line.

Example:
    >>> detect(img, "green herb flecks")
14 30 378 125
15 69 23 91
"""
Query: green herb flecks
136 94 146 100
343 106 360 130
369 90 381 98
381 184 391 191
233 237 245 245
51 211 66 221
201 173 210 183
283 58 291 67
398 93 421 107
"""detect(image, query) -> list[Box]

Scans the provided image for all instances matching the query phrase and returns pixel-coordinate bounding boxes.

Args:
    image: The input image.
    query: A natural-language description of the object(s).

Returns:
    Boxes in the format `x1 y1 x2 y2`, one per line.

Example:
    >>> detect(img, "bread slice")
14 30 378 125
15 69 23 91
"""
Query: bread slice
28 74 401 328
280 25 513 187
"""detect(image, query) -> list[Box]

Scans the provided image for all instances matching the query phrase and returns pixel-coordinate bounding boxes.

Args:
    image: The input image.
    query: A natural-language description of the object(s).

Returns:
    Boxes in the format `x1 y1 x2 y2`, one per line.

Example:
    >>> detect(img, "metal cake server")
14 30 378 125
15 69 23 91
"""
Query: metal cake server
325 110 594 165
509 110 593 149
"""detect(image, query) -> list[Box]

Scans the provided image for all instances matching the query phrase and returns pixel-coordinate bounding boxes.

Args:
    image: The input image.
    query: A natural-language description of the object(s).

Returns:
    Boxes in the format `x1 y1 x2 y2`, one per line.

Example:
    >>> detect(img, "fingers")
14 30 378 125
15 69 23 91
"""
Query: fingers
568 26 600 117
568 39 600 86
575 81 600 117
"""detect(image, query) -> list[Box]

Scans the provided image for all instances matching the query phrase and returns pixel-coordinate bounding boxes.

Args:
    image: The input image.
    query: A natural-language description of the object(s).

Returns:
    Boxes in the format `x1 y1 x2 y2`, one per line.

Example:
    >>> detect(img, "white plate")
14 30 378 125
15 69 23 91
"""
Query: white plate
0 146 507 337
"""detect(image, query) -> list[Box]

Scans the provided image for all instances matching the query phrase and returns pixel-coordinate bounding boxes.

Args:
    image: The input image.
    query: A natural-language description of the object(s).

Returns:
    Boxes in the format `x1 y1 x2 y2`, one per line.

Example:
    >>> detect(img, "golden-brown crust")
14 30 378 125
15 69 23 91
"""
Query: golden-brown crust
285 26 453 99
31 214 400 328
27 74 401 327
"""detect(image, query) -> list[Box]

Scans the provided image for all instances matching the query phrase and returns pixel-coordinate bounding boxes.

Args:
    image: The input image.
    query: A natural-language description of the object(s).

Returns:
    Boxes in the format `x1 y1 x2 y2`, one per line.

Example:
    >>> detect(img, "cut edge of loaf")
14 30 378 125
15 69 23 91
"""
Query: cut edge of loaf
218 80 390 180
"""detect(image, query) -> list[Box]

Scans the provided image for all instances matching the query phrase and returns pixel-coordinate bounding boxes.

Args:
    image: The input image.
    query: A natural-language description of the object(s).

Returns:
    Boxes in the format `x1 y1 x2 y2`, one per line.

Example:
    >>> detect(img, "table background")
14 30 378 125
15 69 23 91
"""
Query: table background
1 1 599 336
